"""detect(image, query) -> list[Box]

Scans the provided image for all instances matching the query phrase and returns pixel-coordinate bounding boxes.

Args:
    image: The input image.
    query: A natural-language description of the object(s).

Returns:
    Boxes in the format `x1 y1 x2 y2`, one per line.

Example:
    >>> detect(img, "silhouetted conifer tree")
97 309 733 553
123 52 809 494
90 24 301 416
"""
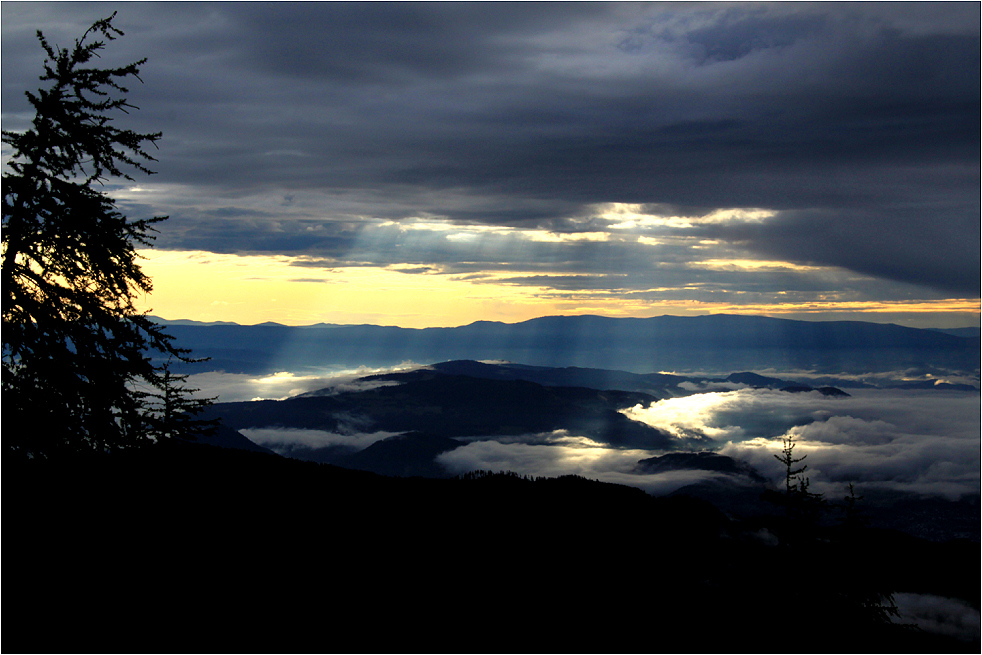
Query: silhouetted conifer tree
775 434 807 495
774 434 825 523
137 358 218 442
2 13 208 457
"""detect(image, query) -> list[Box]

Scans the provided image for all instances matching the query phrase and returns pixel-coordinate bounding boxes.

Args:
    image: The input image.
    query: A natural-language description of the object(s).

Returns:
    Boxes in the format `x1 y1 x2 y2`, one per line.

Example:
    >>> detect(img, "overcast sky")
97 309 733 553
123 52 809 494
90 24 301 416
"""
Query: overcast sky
2 2 979 328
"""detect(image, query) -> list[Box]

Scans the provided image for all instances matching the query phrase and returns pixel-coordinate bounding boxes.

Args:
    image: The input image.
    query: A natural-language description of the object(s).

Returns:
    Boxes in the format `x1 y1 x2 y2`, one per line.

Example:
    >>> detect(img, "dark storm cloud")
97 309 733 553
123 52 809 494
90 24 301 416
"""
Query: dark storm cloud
156 213 364 257
2 2 979 295
710 204 981 294
229 2 608 83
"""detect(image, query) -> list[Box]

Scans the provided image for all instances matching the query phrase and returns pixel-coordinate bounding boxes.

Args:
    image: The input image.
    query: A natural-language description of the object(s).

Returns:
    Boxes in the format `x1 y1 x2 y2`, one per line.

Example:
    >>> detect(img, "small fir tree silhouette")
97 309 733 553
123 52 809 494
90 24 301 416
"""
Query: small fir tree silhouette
776 434 808 496
137 358 218 442
773 434 826 527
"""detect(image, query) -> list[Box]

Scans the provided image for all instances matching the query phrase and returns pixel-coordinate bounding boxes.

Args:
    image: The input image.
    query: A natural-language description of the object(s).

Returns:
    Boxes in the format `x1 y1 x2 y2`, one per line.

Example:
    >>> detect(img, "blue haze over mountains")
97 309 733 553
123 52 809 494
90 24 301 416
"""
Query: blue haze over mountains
156 314 980 385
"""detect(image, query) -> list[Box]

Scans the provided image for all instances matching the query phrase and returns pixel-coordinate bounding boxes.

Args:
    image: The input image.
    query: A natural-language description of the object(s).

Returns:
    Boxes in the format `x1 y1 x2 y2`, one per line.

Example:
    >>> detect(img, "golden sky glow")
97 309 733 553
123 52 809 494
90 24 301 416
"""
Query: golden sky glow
135 249 980 329
136 249 589 327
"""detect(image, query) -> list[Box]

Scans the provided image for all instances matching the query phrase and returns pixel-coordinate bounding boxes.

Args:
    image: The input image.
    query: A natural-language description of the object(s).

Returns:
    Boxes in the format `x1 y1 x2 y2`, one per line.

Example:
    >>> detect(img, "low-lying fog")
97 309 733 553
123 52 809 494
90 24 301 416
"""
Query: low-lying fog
189 364 980 502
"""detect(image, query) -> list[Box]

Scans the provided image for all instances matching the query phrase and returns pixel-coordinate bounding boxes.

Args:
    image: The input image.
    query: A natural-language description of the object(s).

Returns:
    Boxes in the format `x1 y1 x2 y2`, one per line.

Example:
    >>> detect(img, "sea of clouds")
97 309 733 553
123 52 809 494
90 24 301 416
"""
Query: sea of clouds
433 388 980 500
622 387 980 500
190 367 979 502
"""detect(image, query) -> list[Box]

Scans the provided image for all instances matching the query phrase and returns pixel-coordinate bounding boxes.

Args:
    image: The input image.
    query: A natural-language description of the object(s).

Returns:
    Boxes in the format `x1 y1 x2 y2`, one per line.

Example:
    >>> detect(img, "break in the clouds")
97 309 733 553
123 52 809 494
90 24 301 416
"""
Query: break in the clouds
2 2 979 321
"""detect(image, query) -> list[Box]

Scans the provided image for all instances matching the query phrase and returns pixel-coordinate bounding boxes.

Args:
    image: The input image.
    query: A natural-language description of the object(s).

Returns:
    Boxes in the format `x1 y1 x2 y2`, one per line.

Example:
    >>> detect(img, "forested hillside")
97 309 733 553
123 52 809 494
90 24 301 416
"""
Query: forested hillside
6 440 978 653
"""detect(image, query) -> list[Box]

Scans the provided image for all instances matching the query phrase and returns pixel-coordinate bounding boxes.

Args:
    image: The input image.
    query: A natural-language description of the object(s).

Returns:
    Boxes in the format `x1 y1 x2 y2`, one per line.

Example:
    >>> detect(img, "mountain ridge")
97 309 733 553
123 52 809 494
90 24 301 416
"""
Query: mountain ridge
150 313 981 377
151 312 981 337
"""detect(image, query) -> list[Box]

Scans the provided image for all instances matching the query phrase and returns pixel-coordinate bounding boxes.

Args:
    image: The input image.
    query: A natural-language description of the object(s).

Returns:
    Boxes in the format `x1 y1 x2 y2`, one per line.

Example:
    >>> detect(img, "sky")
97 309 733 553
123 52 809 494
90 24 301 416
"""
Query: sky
2 2 980 329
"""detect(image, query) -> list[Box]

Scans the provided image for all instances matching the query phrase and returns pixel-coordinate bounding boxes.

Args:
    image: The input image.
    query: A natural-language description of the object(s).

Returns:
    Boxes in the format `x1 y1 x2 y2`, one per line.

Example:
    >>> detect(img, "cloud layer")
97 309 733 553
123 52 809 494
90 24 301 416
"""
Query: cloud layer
432 387 981 499
224 377 979 502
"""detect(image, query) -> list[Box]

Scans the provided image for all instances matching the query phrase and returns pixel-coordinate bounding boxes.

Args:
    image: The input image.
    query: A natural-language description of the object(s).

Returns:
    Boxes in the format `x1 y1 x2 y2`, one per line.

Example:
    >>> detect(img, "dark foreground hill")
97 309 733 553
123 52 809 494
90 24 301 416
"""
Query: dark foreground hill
5 442 978 654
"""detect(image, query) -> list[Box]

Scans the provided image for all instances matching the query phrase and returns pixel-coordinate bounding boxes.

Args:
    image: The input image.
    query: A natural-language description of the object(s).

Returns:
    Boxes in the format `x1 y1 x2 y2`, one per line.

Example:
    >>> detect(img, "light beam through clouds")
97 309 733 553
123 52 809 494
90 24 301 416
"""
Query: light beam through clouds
134 199 978 327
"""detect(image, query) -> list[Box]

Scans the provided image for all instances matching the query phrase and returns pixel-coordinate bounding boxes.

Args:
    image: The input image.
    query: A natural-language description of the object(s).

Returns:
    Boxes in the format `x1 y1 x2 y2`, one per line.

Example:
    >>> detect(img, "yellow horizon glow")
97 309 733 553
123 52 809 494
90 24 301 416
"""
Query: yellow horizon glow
135 249 586 327
133 249 981 328
711 299 982 315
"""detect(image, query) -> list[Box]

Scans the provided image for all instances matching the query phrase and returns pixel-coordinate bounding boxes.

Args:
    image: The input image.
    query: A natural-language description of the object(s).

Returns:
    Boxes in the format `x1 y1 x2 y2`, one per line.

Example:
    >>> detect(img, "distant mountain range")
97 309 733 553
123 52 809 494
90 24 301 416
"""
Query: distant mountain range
930 327 982 338
152 313 980 378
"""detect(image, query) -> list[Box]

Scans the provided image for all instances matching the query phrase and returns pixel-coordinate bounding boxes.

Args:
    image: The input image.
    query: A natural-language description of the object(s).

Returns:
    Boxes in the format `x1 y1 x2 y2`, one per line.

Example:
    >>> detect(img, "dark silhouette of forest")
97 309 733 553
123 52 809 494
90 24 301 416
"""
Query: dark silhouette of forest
6 439 979 653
